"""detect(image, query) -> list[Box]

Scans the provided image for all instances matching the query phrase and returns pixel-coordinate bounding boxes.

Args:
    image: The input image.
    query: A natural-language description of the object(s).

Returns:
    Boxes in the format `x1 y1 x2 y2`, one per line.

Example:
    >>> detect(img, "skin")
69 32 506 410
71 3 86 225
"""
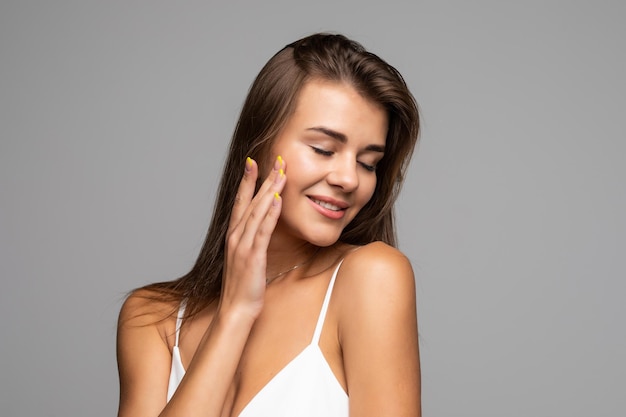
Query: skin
117 79 421 417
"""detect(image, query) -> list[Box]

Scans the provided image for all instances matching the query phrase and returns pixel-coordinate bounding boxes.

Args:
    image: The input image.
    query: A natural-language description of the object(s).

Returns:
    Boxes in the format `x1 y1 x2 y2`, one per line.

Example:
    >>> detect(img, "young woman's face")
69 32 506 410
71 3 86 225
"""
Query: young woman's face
270 79 388 247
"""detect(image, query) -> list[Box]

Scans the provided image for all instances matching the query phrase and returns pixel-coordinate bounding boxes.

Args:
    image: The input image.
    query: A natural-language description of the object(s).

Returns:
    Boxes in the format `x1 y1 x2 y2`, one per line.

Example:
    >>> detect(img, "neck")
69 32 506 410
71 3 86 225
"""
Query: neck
266 235 319 281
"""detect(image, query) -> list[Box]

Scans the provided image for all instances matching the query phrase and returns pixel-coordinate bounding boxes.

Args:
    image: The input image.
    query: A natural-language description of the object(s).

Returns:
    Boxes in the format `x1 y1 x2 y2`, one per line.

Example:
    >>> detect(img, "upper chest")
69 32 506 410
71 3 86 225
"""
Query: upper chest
173 277 327 346
172 273 346 394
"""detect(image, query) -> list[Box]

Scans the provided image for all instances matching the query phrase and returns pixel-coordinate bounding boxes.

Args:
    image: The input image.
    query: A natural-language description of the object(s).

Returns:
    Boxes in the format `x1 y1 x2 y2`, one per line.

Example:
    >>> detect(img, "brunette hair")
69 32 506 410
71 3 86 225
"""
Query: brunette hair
141 32 420 317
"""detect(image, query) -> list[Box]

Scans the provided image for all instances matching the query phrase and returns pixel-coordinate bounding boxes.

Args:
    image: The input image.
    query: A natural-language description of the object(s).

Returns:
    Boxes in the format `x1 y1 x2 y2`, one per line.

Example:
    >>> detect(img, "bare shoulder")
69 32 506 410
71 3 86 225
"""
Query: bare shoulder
337 241 415 300
334 242 420 415
333 240 417 337
117 287 179 361
117 288 180 415
118 287 178 330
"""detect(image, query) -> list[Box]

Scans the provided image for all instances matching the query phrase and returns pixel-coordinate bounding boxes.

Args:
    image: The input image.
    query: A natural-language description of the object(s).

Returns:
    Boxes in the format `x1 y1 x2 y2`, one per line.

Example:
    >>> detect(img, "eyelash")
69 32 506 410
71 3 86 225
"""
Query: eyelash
310 146 377 172
311 146 333 157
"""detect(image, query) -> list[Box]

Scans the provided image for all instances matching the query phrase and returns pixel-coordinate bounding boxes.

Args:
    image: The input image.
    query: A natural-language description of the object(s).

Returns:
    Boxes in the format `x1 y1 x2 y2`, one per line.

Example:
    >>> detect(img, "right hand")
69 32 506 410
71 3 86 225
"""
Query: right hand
219 156 286 319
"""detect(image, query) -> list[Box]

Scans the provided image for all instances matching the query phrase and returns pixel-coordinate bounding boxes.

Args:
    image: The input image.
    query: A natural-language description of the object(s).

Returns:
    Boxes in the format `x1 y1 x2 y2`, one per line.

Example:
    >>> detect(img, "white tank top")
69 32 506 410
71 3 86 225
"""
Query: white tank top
167 261 349 416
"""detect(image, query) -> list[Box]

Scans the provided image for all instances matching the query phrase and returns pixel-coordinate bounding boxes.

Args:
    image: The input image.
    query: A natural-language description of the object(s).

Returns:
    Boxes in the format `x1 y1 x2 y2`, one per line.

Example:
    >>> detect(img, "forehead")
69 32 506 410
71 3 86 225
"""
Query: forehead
286 79 388 145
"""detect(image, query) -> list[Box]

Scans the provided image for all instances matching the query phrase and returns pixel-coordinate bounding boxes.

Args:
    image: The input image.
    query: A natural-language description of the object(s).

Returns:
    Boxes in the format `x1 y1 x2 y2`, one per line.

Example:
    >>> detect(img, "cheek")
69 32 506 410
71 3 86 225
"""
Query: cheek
282 147 318 177
358 175 378 206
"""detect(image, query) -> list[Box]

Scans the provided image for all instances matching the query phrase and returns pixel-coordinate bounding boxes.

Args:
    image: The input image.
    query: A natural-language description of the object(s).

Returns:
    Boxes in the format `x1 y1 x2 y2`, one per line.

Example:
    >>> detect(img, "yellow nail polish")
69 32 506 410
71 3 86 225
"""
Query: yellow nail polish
274 155 283 171
245 157 252 171
279 168 284 177
274 192 280 200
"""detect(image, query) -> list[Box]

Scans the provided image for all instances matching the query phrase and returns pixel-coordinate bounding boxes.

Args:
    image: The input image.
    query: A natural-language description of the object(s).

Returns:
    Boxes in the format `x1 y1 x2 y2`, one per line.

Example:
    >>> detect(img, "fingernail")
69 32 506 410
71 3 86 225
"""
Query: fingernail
274 155 283 170
245 157 252 172
273 192 281 205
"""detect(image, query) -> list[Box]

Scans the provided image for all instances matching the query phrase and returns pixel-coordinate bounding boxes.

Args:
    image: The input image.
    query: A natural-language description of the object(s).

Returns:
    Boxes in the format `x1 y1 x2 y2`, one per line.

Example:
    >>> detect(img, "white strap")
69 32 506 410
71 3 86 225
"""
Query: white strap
311 260 343 344
174 301 186 347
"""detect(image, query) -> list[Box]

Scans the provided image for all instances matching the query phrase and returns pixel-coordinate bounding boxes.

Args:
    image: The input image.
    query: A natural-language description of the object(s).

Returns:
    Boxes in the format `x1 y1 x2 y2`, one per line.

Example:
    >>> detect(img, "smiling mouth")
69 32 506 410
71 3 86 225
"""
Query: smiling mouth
309 197 345 212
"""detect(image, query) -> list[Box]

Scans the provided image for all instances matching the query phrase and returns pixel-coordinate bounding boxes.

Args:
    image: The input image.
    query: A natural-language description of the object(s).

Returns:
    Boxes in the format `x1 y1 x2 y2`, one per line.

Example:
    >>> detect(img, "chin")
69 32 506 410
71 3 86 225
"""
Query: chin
301 227 344 247
308 236 340 248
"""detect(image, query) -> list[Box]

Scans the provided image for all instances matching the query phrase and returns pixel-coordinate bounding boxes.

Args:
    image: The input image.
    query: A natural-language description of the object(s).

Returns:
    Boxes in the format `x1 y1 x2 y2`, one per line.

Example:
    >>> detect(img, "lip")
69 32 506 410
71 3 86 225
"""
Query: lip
307 195 349 220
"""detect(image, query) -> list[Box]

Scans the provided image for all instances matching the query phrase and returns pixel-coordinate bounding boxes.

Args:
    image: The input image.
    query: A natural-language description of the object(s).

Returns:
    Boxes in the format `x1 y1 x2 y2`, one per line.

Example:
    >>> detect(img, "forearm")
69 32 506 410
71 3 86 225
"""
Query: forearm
160 307 256 417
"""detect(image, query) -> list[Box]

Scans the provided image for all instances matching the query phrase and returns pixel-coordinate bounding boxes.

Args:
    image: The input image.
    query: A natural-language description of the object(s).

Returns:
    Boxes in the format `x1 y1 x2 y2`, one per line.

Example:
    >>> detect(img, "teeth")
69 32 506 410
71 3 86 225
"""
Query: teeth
312 198 341 211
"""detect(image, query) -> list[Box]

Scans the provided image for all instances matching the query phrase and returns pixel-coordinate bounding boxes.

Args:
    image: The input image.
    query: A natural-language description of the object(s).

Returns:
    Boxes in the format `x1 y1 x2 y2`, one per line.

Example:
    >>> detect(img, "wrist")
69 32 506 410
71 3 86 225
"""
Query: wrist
215 300 259 329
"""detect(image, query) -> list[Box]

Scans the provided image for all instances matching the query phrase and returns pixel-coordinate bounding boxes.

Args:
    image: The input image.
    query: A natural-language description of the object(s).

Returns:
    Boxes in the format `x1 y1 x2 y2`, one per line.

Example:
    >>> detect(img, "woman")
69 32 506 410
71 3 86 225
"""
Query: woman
117 32 421 417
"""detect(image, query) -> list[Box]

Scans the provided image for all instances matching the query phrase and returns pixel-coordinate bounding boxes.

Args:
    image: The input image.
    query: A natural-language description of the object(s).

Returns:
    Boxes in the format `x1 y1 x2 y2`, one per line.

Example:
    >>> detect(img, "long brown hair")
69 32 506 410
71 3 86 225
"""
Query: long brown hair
140 33 420 318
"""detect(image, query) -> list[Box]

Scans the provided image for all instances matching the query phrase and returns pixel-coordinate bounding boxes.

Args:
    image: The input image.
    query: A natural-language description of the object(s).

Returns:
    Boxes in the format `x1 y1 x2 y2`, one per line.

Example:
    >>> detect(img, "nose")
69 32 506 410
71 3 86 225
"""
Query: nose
326 155 359 192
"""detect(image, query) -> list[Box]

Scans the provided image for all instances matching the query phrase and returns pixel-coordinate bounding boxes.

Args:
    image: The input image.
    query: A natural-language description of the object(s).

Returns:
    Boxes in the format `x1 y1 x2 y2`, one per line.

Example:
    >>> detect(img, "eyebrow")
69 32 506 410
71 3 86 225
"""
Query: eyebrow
306 126 385 153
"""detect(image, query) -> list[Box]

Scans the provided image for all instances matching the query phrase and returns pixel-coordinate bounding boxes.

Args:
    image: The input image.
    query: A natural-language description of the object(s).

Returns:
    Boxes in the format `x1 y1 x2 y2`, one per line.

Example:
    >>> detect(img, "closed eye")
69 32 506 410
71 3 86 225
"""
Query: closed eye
312 146 377 172
311 146 333 156
359 162 376 172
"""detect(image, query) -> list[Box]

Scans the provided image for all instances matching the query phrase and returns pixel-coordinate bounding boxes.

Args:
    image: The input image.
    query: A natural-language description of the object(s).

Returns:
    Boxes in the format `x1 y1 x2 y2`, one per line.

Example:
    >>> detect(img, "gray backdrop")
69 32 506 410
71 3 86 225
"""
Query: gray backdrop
1 1 624 416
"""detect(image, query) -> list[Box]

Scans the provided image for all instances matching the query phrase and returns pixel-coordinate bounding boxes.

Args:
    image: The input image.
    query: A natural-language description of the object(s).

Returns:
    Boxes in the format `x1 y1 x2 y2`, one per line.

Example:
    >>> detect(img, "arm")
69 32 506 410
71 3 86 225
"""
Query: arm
117 293 258 417
116 292 174 417
339 242 421 417
117 156 287 417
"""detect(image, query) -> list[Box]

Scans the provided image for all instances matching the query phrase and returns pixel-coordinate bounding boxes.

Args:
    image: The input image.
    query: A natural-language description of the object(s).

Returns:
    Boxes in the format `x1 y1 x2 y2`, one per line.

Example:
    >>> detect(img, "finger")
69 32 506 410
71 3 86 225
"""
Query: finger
251 191 283 251
237 166 286 249
224 182 284 292
248 155 285 206
229 157 258 232
227 191 282 287
230 155 284 234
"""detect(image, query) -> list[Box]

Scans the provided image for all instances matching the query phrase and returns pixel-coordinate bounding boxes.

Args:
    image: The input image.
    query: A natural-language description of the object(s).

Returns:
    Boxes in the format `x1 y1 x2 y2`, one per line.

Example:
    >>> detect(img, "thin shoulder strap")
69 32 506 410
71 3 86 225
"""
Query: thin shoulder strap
174 301 186 347
311 260 344 345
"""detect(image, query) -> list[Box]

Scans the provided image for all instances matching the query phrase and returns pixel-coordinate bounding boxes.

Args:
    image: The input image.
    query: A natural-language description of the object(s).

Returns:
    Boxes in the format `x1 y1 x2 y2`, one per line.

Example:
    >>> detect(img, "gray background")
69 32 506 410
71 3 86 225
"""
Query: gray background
1 1 624 416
